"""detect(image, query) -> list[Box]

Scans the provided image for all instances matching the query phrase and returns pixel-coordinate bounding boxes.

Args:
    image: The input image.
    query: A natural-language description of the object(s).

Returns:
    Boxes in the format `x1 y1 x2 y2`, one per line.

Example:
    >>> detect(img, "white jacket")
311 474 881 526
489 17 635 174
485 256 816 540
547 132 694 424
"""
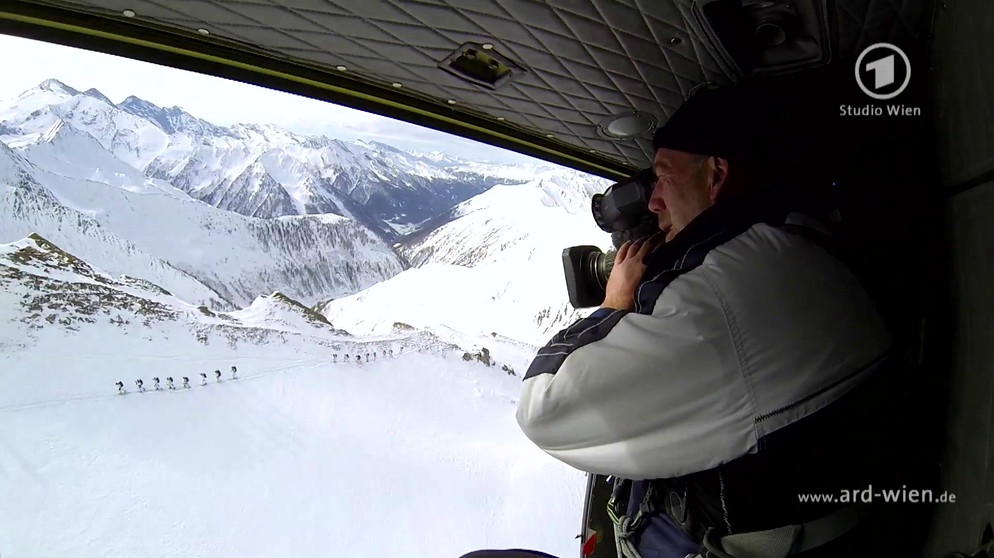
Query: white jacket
516 214 892 480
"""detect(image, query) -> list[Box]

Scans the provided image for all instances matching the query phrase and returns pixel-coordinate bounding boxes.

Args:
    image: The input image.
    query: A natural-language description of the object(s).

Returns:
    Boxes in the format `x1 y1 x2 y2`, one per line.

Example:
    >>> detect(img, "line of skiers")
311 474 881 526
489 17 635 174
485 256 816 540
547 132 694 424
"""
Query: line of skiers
116 366 238 394
332 348 396 363
115 345 406 393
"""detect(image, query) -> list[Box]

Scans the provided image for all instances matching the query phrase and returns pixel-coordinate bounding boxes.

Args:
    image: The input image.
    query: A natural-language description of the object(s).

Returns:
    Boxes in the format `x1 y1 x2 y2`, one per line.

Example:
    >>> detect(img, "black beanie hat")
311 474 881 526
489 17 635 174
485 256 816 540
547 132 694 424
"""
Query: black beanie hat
651 84 762 161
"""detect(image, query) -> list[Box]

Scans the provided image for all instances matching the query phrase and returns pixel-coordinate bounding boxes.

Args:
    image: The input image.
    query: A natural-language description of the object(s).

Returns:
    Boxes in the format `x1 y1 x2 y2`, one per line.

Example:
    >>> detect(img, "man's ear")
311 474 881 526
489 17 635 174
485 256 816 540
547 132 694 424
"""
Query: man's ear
708 157 730 203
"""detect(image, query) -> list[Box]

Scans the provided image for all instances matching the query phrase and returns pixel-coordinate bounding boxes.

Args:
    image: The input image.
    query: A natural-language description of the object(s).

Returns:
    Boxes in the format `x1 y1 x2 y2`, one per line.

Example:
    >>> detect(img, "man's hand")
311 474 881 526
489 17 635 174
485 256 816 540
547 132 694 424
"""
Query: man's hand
601 233 665 311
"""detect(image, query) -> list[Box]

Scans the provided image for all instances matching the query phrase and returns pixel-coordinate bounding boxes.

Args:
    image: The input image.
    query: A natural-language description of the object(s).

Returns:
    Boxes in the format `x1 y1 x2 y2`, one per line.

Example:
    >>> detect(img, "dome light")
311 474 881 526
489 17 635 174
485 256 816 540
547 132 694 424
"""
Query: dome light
597 111 658 140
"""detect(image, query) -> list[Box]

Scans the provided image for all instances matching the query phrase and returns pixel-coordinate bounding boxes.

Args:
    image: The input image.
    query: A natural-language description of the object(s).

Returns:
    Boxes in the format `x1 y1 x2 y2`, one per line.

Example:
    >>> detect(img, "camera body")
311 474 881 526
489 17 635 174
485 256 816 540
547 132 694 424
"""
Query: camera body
562 168 659 309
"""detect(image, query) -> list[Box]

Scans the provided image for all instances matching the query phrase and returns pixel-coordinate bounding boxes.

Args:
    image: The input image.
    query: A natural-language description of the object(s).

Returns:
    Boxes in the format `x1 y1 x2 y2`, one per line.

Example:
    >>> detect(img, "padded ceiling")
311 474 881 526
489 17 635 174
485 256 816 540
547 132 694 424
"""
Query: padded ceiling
1 0 931 179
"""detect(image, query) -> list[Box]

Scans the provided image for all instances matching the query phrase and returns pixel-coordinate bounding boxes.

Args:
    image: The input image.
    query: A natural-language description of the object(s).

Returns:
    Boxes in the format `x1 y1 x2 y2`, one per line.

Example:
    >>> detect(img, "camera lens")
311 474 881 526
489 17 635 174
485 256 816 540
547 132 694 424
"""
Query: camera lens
586 249 614 291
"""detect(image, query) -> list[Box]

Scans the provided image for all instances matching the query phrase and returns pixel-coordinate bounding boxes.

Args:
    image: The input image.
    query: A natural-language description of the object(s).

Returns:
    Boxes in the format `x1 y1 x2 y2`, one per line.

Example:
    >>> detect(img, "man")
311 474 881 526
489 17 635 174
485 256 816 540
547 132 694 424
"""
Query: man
468 85 918 558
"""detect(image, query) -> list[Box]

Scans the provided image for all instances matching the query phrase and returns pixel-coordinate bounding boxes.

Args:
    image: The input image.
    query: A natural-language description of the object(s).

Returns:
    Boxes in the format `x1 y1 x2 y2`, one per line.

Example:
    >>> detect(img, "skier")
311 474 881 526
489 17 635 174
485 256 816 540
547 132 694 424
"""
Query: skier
333 354 338 363
215 369 222 383
356 354 362 363
182 376 190 389
116 381 125 394
200 372 208 386
167 376 175 390
153 377 161 391
345 353 349 361
135 378 145 392
231 365 238 379
373 351 377 359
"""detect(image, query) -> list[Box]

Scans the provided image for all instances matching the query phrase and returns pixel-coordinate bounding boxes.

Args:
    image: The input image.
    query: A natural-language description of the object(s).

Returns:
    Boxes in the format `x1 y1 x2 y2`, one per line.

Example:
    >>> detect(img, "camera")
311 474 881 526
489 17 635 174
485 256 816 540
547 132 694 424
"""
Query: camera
562 168 660 309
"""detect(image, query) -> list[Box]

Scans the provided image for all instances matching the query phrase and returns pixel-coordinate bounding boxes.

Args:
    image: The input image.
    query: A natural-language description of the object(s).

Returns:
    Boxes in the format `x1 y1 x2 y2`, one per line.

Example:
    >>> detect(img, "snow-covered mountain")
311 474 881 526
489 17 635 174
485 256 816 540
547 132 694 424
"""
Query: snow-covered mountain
0 232 381 352
0 75 628 558
0 79 540 242
1 77 622 343
321 169 615 345
0 231 535 375
400 170 611 266
0 141 231 309
0 232 586 558
0 137 404 309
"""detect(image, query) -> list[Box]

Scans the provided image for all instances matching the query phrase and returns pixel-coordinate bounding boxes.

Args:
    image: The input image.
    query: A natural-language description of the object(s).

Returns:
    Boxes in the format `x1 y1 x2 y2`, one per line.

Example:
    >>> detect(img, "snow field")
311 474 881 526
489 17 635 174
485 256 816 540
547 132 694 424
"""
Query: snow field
0 321 585 558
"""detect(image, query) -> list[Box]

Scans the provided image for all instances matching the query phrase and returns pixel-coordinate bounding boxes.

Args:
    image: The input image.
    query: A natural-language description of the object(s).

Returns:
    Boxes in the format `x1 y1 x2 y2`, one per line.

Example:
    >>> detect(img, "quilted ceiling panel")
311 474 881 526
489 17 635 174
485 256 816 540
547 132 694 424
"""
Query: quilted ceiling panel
1 0 932 177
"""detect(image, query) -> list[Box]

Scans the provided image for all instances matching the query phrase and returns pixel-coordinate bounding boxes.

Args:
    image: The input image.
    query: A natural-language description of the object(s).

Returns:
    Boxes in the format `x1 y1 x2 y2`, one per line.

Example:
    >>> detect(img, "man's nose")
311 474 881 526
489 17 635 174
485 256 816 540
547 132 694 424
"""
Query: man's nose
647 182 665 213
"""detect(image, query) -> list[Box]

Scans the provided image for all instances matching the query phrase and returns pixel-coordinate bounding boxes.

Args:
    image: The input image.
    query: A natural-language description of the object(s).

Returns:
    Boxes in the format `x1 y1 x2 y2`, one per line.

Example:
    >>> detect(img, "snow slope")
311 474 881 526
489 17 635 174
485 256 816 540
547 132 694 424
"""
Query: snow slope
230 291 354 339
0 135 405 308
0 79 170 168
0 76 615 558
0 141 231 309
325 170 614 345
0 234 586 558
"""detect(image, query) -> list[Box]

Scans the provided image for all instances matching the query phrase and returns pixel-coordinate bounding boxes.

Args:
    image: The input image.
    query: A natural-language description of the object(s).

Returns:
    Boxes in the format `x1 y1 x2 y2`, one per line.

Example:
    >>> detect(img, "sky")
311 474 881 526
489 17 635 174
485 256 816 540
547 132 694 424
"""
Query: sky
0 33 538 164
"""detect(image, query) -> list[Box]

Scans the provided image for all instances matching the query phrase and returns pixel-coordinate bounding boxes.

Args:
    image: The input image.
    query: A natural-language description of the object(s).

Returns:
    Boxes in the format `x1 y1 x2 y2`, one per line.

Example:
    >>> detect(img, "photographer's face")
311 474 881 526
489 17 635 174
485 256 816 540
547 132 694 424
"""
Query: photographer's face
656 207 673 242
648 148 719 240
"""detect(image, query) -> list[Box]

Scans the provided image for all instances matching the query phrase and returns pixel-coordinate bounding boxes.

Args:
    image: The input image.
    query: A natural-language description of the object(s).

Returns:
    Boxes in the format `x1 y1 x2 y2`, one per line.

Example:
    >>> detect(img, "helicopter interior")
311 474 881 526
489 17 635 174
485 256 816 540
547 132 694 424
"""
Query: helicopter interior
0 0 989 556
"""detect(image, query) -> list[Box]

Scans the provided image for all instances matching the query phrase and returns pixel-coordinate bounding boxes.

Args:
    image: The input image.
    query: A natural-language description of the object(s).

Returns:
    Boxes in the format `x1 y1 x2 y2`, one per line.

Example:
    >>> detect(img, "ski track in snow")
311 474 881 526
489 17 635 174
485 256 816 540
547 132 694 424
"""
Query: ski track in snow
0 350 422 413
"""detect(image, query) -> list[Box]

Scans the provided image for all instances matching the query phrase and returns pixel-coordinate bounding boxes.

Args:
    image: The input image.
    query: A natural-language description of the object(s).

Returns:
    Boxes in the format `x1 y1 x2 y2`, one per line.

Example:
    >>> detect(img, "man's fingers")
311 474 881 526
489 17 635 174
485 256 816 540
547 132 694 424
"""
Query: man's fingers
624 237 648 260
636 232 664 257
616 240 632 262
617 234 660 264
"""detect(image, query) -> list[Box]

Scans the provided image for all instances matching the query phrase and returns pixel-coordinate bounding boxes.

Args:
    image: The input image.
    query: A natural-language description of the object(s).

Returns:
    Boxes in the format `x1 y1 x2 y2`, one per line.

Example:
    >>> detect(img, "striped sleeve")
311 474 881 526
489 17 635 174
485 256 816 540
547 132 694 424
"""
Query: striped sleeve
523 307 628 380
515 269 758 480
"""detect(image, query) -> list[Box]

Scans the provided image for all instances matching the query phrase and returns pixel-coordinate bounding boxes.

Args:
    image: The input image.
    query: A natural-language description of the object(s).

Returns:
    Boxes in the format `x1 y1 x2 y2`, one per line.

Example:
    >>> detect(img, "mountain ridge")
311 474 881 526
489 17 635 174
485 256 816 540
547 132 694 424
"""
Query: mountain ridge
0 133 406 309
1 79 542 243
2 77 615 346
